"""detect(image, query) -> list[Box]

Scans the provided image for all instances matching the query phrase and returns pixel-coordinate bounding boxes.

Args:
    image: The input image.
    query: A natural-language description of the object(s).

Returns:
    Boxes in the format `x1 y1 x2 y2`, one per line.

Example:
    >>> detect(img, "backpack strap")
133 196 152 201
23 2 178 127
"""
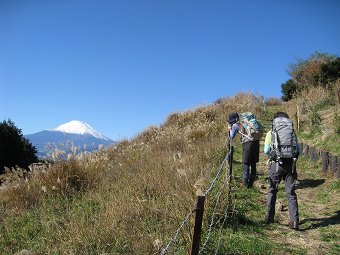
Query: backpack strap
237 130 253 141
237 123 253 143
271 119 281 172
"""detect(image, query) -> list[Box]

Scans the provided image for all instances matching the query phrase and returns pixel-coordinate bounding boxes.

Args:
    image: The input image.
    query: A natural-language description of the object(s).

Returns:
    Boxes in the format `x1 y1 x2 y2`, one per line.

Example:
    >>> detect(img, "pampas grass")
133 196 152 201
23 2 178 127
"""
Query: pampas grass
0 93 265 254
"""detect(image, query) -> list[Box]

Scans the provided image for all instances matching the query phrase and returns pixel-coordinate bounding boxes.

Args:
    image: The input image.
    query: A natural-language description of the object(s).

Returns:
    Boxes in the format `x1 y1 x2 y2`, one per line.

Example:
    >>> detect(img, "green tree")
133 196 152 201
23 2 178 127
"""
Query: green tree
317 57 340 87
281 79 299 101
0 119 38 174
287 52 336 89
281 52 339 101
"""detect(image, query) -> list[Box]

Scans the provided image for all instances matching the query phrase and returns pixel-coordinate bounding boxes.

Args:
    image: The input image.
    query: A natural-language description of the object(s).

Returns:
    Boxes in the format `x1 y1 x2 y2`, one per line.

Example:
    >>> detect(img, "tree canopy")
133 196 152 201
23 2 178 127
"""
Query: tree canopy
281 52 340 101
281 79 299 102
0 119 38 174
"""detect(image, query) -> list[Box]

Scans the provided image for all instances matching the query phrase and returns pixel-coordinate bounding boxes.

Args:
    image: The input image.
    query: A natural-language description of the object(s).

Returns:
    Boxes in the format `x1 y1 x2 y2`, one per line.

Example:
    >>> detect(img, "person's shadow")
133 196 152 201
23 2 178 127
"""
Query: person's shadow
296 179 325 189
300 210 340 231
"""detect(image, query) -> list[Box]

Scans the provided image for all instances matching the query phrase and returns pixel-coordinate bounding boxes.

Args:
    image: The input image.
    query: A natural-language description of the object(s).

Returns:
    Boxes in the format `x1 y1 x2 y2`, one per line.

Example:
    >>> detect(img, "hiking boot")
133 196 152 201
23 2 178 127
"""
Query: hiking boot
295 180 300 187
242 180 248 187
288 221 299 230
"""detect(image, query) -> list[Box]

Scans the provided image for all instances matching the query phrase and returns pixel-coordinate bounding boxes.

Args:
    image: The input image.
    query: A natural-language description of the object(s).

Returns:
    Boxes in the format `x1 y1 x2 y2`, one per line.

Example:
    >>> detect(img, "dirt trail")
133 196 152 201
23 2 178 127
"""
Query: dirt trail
254 109 340 254
257 164 340 255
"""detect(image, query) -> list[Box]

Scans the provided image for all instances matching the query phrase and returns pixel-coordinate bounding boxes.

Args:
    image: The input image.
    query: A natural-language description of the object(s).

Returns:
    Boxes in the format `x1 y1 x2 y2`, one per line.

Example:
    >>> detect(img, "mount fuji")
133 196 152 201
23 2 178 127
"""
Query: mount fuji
25 120 115 158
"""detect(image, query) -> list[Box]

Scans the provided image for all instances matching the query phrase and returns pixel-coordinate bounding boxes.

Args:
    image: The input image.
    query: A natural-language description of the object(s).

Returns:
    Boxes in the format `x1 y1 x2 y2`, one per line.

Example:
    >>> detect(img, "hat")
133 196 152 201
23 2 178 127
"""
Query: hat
227 112 239 125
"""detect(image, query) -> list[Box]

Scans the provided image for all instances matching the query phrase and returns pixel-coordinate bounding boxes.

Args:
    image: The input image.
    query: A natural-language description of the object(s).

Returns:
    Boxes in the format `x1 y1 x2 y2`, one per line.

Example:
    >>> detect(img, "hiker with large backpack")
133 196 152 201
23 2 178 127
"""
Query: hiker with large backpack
227 112 264 188
264 111 300 230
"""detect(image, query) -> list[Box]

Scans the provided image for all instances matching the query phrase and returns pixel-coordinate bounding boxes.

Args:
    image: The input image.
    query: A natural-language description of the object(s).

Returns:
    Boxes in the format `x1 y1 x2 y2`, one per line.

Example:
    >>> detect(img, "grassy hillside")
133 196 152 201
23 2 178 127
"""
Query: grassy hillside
0 93 339 255
282 85 340 155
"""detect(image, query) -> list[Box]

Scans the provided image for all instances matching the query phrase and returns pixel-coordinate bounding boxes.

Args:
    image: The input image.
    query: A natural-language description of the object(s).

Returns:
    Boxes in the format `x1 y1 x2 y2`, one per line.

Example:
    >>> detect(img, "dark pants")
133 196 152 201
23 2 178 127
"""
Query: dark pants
267 160 299 222
242 140 259 187
243 163 256 187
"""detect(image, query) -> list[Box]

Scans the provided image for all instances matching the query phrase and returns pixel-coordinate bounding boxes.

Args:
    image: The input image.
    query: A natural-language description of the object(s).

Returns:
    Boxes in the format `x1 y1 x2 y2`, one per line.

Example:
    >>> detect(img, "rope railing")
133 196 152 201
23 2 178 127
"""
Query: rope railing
160 138 234 255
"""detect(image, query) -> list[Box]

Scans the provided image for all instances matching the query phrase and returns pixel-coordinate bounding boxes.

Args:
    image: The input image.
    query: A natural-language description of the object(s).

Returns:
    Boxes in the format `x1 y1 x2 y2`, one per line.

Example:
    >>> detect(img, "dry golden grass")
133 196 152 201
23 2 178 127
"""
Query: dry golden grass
265 97 282 106
0 93 267 254
282 86 335 129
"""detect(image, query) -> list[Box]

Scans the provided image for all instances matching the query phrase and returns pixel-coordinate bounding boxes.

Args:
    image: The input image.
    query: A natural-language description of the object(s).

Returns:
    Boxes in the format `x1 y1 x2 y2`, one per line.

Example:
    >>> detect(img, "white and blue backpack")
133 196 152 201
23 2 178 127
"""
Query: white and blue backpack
239 112 264 142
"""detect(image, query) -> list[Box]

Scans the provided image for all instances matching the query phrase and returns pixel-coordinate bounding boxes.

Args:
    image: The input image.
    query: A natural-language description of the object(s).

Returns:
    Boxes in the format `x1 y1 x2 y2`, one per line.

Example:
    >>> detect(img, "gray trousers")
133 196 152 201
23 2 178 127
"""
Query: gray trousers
267 160 299 222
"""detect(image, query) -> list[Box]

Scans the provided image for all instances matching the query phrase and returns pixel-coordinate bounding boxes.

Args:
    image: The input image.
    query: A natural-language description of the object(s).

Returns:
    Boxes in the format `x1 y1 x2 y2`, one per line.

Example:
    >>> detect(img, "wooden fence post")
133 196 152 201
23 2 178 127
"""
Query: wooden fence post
303 144 309 156
329 155 338 175
228 146 234 177
191 195 206 255
309 147 319 161
296 104 300 131
310 146 314 159
321 151 329 175
227 138 231 155
337 157 340 179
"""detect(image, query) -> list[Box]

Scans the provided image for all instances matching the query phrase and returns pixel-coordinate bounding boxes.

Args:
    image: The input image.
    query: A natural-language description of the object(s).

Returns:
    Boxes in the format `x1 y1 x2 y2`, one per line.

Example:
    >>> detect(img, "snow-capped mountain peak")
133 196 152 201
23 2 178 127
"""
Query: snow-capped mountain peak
50 120 110 140
25 120 114 158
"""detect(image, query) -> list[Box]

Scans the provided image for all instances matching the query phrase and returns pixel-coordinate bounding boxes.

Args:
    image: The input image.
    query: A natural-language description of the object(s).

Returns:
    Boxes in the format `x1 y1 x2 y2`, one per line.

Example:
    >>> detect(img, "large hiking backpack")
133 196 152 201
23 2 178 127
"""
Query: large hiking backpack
271 117 299 160
239 112 264 142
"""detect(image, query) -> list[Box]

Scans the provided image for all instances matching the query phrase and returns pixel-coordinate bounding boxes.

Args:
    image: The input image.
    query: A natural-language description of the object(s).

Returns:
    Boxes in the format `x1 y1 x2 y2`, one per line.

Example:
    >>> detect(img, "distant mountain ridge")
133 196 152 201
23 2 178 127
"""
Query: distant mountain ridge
25 120 114 158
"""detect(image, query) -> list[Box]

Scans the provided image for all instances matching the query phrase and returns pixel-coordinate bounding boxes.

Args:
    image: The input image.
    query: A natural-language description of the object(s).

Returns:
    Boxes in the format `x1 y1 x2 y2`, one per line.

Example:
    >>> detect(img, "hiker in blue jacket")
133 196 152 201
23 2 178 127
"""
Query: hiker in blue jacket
227 112 260 188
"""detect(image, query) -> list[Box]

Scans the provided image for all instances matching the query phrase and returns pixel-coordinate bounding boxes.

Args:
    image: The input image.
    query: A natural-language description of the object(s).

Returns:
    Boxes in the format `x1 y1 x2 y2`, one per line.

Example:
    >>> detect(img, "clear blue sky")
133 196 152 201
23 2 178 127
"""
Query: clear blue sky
1 0 339 140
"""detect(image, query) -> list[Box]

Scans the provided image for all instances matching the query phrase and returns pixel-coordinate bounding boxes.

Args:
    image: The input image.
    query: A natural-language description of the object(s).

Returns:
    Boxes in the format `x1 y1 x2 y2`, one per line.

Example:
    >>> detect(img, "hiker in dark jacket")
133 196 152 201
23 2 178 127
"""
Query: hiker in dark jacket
264 111 300 230
227 112 260 188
